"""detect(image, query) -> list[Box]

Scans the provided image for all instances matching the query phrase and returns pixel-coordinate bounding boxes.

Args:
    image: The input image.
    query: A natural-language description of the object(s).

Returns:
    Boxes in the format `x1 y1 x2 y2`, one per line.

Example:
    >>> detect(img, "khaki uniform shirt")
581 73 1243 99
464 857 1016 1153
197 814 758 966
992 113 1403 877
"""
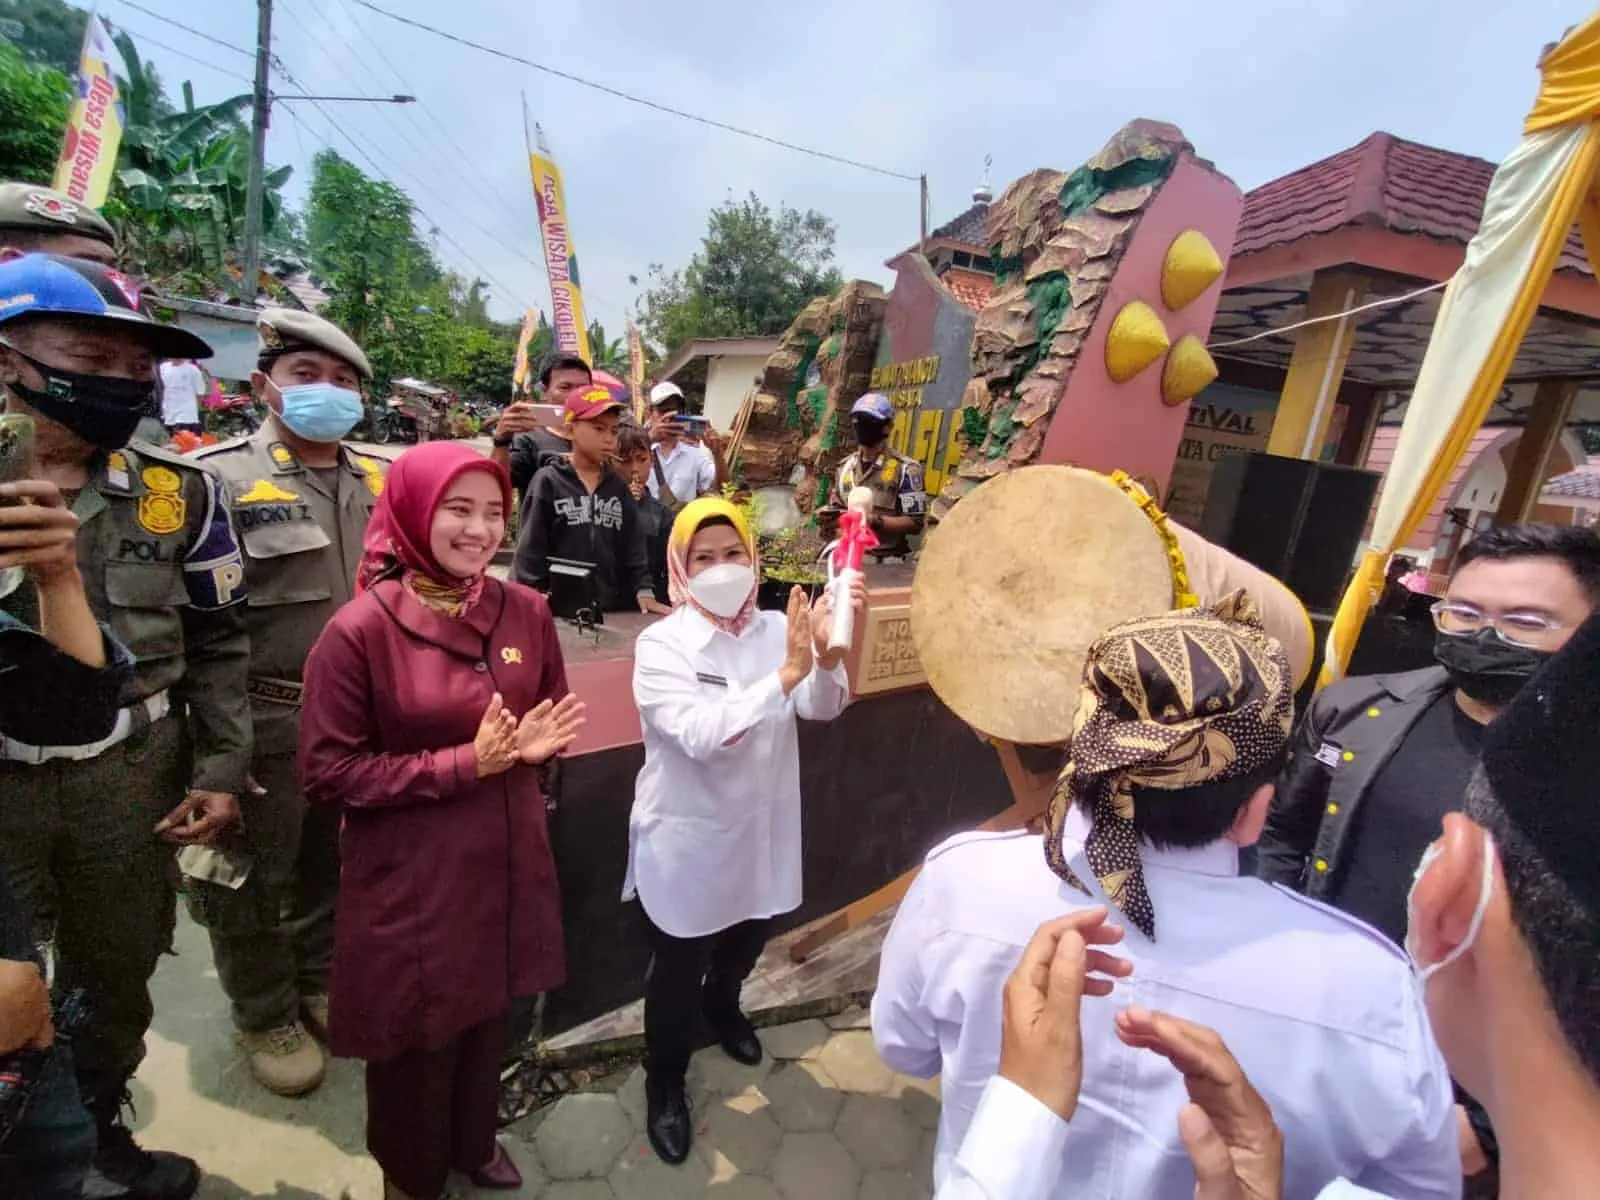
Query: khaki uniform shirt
196 427 387 756
0 440 253 792
835 447 927 557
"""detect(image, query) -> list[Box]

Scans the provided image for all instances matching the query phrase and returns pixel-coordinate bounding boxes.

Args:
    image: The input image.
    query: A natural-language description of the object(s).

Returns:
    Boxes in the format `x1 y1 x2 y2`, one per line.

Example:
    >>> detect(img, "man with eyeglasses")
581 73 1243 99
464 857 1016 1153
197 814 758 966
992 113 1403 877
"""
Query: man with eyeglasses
1256 522 1600 1192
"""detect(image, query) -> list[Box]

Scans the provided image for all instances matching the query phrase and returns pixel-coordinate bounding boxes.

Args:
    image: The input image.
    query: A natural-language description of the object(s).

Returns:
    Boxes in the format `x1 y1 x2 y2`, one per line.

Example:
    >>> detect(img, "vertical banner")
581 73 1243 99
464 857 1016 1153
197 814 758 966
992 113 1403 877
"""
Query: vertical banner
511 307 540 397
53 15 124 207
627 319 647 422
528 123 592 364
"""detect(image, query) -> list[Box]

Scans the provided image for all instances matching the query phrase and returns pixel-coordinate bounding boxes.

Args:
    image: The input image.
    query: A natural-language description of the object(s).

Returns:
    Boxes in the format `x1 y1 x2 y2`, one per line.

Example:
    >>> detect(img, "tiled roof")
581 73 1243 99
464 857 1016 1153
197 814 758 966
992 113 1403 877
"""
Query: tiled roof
1543 463 1600 501
929 199 990 247
1236 132 1592 275
941 267 993 311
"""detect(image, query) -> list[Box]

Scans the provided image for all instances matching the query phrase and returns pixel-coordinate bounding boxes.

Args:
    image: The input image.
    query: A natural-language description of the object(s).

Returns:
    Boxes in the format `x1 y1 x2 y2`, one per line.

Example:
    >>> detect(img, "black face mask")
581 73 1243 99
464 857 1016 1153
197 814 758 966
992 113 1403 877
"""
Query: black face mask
1433 628 1553 707
5 346 154 450
853 417 887 448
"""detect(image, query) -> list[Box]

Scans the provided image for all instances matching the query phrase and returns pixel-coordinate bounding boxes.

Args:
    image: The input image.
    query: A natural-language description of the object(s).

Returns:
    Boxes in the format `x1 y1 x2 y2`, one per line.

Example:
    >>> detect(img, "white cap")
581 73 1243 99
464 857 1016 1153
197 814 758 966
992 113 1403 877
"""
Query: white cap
649 381 685 407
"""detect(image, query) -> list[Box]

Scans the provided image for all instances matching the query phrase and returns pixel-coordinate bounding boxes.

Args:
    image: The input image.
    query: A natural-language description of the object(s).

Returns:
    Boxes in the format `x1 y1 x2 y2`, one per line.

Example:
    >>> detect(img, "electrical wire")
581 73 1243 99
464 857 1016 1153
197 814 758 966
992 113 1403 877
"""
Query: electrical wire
102 22 256 87
277 0 547 277
348 0 920 182
270 65 526 305
105 0 255 59
1206 281 1449 351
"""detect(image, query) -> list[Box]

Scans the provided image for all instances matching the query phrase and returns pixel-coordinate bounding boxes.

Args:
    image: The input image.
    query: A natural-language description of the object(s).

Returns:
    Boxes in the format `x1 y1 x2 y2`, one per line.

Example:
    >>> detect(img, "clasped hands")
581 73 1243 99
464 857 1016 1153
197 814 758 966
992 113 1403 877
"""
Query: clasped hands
474 692 587 778
999 908 1286 1200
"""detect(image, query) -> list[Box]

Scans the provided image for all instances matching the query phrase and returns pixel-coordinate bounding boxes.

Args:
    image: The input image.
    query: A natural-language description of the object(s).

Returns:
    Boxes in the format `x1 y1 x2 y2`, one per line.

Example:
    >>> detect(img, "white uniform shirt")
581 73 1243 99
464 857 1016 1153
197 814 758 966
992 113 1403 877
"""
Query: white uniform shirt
623 605 850 938
647 440 716 504
938 1076 1395 1200
872 816 1459 1200
159 360 206 425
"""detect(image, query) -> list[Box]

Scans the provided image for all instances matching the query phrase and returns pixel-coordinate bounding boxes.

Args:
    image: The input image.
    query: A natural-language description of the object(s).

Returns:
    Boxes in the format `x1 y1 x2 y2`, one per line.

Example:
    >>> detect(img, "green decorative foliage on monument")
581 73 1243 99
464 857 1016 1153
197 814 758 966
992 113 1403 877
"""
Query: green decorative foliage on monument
929 120 1198 522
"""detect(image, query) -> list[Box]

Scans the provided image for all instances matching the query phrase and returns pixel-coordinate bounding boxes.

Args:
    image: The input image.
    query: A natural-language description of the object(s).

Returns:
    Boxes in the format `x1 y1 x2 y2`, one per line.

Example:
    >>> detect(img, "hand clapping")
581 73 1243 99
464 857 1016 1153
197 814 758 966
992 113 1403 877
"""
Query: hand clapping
515 693 587 765
778 587 814 694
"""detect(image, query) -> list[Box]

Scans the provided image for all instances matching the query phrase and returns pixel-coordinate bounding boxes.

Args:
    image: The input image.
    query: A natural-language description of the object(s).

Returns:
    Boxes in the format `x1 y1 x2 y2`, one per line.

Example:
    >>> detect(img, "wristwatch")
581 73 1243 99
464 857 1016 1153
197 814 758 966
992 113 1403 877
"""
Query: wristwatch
492 432 514 448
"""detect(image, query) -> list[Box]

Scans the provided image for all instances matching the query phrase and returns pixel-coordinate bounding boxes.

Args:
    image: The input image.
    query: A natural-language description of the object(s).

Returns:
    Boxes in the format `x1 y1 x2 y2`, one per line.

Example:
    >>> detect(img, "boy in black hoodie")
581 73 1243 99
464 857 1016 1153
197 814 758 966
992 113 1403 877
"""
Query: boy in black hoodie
513 387 671 614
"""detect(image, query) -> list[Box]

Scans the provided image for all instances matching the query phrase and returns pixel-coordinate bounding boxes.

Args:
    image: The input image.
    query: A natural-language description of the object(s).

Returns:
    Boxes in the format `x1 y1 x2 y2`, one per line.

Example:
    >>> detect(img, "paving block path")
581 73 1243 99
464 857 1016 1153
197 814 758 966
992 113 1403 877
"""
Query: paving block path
138 913 936 1198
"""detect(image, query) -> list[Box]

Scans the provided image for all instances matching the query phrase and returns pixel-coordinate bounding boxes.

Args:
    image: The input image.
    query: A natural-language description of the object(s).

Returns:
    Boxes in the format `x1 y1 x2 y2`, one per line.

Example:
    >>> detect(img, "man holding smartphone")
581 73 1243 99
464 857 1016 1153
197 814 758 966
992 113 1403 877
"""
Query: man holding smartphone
644 382 722 510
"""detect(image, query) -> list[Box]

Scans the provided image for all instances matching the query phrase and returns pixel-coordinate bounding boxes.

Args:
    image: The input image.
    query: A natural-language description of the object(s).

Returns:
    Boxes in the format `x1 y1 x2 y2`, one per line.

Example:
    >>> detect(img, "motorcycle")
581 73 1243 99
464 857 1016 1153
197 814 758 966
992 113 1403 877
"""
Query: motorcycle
203 393 259 440
365 397 420 445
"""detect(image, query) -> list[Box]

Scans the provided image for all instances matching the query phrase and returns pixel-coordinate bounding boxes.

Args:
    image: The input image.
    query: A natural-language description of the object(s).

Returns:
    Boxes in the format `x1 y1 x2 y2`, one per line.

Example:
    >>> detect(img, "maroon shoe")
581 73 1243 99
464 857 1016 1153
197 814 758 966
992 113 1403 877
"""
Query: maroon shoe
468 1141 523 1190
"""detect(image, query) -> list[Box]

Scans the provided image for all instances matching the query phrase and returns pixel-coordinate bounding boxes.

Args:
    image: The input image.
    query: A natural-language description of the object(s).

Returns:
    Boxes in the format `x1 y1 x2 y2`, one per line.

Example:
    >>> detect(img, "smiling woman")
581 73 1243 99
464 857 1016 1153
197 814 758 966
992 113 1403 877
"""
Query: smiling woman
297 441 587 1200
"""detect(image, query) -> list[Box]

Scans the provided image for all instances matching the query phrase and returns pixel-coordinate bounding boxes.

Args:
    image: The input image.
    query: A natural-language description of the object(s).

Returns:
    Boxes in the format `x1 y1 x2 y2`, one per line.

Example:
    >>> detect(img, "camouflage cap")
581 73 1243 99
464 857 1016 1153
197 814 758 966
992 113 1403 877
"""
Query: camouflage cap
257 307 371 380
0 183 117 248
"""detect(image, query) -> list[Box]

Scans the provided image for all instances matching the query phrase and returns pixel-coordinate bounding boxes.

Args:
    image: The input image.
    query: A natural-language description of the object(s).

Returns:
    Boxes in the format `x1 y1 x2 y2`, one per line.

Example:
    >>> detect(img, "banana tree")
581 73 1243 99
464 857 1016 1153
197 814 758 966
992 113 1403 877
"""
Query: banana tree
108 45 292 297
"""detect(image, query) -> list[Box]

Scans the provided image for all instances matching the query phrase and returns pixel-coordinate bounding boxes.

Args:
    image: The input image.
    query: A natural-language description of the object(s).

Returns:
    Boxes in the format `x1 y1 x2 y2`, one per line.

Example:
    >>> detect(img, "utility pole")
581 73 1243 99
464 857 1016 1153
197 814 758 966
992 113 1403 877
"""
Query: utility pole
240 0 273 307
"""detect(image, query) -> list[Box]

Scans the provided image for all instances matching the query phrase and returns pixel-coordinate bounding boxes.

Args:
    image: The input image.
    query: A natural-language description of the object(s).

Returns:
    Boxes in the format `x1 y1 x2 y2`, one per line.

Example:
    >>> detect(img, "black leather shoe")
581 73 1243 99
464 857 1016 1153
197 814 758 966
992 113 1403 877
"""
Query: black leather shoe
90 1122 201 1199
646 1079 693 1165
713 1012 763 1067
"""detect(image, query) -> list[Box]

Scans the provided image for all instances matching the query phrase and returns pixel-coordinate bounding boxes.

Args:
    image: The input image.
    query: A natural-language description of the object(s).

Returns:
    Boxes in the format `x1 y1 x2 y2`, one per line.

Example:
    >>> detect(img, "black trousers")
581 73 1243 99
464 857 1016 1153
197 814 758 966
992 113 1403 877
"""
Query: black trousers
641 910 771 1087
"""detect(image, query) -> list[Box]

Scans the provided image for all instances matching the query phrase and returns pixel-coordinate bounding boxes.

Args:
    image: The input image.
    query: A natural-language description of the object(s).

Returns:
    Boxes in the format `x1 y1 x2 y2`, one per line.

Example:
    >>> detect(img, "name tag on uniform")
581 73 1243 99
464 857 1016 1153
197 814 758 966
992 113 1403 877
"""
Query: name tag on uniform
696 672 728 688
1314 741 1343 768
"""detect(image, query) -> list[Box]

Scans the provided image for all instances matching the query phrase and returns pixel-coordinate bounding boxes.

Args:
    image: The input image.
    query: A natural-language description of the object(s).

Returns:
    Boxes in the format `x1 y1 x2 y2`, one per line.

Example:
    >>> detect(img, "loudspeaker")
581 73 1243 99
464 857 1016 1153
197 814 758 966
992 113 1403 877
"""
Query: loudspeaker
1199 453 1380 614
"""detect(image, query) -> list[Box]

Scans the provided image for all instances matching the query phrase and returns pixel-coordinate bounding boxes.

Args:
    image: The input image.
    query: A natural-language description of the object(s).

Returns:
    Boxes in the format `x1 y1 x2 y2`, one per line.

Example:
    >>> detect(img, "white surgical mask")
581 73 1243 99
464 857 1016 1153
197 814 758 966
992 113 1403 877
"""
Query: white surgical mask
687 562 755 619
1405 830 1496 985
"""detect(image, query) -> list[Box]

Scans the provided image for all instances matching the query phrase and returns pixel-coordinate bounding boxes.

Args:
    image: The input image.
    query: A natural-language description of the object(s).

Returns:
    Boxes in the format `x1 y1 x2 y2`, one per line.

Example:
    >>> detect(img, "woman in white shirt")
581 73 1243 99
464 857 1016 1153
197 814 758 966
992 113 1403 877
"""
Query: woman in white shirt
624 495 863 1166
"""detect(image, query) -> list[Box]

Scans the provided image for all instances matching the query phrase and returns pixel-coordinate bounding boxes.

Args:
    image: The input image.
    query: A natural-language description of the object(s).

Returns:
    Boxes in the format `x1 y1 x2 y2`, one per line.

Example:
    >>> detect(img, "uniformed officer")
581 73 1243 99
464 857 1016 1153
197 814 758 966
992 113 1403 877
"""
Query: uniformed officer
0 253 250 1199
189 308 384 1098
826 392 926 557
0 182 119 265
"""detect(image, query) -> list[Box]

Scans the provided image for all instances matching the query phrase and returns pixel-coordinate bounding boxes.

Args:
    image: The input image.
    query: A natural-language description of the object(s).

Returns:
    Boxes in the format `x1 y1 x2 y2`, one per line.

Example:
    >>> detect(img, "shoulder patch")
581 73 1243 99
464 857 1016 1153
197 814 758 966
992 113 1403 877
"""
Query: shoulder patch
268 442 300 473
1267 883 1413 964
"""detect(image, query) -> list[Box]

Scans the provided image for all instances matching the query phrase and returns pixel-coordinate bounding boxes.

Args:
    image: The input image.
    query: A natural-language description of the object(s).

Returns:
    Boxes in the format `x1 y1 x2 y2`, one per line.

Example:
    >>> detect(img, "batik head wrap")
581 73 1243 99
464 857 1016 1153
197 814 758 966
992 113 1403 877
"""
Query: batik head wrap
1043 591 1293 939
667 496 759 636
357 441 512 615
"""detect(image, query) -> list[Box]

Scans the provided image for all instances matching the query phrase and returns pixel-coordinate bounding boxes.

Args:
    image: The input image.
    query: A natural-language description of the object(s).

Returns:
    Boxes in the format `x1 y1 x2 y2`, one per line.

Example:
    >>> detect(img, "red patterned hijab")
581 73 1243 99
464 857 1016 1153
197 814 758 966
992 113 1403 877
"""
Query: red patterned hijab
358 442 512 613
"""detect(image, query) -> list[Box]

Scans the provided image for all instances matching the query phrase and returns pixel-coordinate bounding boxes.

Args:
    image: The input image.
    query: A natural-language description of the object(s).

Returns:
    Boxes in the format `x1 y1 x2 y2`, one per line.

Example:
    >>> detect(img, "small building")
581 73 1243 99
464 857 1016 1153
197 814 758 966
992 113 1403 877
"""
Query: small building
656 336 783 429
155 295 261 382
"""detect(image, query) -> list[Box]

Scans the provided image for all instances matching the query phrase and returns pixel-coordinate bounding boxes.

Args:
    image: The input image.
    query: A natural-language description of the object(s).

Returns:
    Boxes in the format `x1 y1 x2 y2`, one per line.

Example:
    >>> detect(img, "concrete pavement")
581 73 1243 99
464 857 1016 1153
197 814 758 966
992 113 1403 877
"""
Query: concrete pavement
135 912 937 1199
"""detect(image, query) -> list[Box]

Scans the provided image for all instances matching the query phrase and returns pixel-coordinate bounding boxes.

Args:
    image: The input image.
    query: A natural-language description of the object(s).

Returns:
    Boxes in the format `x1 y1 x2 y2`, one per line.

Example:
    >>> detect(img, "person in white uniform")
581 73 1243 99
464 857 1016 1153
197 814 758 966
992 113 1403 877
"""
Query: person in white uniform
644 382 717 506
158 358 207 435
872 596 1460 1200
624 495 864 1166
942 613 1600 1200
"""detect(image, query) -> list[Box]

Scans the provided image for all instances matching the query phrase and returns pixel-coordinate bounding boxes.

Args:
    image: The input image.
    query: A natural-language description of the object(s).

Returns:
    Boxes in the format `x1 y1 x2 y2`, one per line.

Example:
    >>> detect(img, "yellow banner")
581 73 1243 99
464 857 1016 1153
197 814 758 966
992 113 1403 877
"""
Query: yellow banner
529 125 591 365
52 15 123 208
511 307 540 397
627 319 647 422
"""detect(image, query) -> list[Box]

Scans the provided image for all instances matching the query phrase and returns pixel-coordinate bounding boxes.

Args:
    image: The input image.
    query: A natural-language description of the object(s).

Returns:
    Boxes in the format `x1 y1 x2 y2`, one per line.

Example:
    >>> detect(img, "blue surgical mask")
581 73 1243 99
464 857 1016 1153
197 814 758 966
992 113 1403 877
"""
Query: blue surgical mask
1405 830 1496 985
276 382 364 443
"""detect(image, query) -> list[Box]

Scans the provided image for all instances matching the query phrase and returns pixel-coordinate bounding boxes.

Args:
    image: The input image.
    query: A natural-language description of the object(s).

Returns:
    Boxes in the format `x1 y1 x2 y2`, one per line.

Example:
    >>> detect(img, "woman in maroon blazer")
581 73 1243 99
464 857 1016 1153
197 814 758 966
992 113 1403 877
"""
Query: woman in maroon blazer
298 442 585 1200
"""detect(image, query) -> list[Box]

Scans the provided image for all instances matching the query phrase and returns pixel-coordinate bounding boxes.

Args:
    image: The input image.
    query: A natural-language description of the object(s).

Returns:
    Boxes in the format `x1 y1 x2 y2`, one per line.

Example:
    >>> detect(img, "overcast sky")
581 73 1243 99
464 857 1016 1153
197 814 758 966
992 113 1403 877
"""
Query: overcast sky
126 0 1592 328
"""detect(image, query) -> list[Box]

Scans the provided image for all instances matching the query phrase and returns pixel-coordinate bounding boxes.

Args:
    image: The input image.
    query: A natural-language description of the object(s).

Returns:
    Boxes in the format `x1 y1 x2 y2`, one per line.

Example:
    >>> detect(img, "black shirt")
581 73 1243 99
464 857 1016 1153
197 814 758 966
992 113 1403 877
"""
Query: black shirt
507 430 568 508
1329 693 1486 945
511 457 651 612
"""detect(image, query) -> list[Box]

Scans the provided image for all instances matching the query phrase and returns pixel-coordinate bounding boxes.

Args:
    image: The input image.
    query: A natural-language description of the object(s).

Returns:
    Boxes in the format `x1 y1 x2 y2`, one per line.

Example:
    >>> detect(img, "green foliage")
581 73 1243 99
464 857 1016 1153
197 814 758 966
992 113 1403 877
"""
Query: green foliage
305 151 519 400
103 34 292 299
0 41 68 183
638 192 843 352
0 0 88 74
585 320 627 373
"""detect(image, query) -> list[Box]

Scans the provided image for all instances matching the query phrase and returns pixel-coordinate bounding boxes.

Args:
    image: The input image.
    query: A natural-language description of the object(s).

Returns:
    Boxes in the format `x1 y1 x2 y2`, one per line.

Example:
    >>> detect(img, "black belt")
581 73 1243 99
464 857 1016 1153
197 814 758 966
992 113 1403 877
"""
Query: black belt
247 677 303 706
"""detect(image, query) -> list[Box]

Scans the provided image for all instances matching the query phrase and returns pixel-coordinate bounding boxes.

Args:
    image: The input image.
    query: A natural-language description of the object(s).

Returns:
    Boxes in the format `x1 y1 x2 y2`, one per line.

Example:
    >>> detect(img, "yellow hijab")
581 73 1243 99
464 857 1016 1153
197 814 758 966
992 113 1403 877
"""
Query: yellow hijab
668 497 759 634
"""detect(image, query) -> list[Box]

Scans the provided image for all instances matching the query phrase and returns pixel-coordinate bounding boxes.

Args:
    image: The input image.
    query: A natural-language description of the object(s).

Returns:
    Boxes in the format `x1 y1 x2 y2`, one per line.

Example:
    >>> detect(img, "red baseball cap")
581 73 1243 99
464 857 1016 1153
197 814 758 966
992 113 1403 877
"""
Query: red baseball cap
564 386 624 423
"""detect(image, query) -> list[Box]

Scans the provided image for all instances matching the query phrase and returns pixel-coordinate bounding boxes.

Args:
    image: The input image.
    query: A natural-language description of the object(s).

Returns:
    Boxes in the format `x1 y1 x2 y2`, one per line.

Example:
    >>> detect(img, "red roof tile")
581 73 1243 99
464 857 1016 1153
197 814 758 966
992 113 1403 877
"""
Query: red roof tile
942 267 993 311
1236 132 1592 275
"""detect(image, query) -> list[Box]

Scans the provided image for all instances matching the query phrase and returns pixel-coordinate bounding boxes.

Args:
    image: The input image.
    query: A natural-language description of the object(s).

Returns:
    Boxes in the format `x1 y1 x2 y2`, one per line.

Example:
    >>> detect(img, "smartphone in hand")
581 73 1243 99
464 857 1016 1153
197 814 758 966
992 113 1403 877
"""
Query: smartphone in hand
0 414 35 502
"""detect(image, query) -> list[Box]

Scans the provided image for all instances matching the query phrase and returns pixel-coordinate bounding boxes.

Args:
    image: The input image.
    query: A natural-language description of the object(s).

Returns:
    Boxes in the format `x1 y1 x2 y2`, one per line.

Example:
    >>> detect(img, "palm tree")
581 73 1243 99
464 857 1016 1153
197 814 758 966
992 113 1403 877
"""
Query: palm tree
585 320 628 374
